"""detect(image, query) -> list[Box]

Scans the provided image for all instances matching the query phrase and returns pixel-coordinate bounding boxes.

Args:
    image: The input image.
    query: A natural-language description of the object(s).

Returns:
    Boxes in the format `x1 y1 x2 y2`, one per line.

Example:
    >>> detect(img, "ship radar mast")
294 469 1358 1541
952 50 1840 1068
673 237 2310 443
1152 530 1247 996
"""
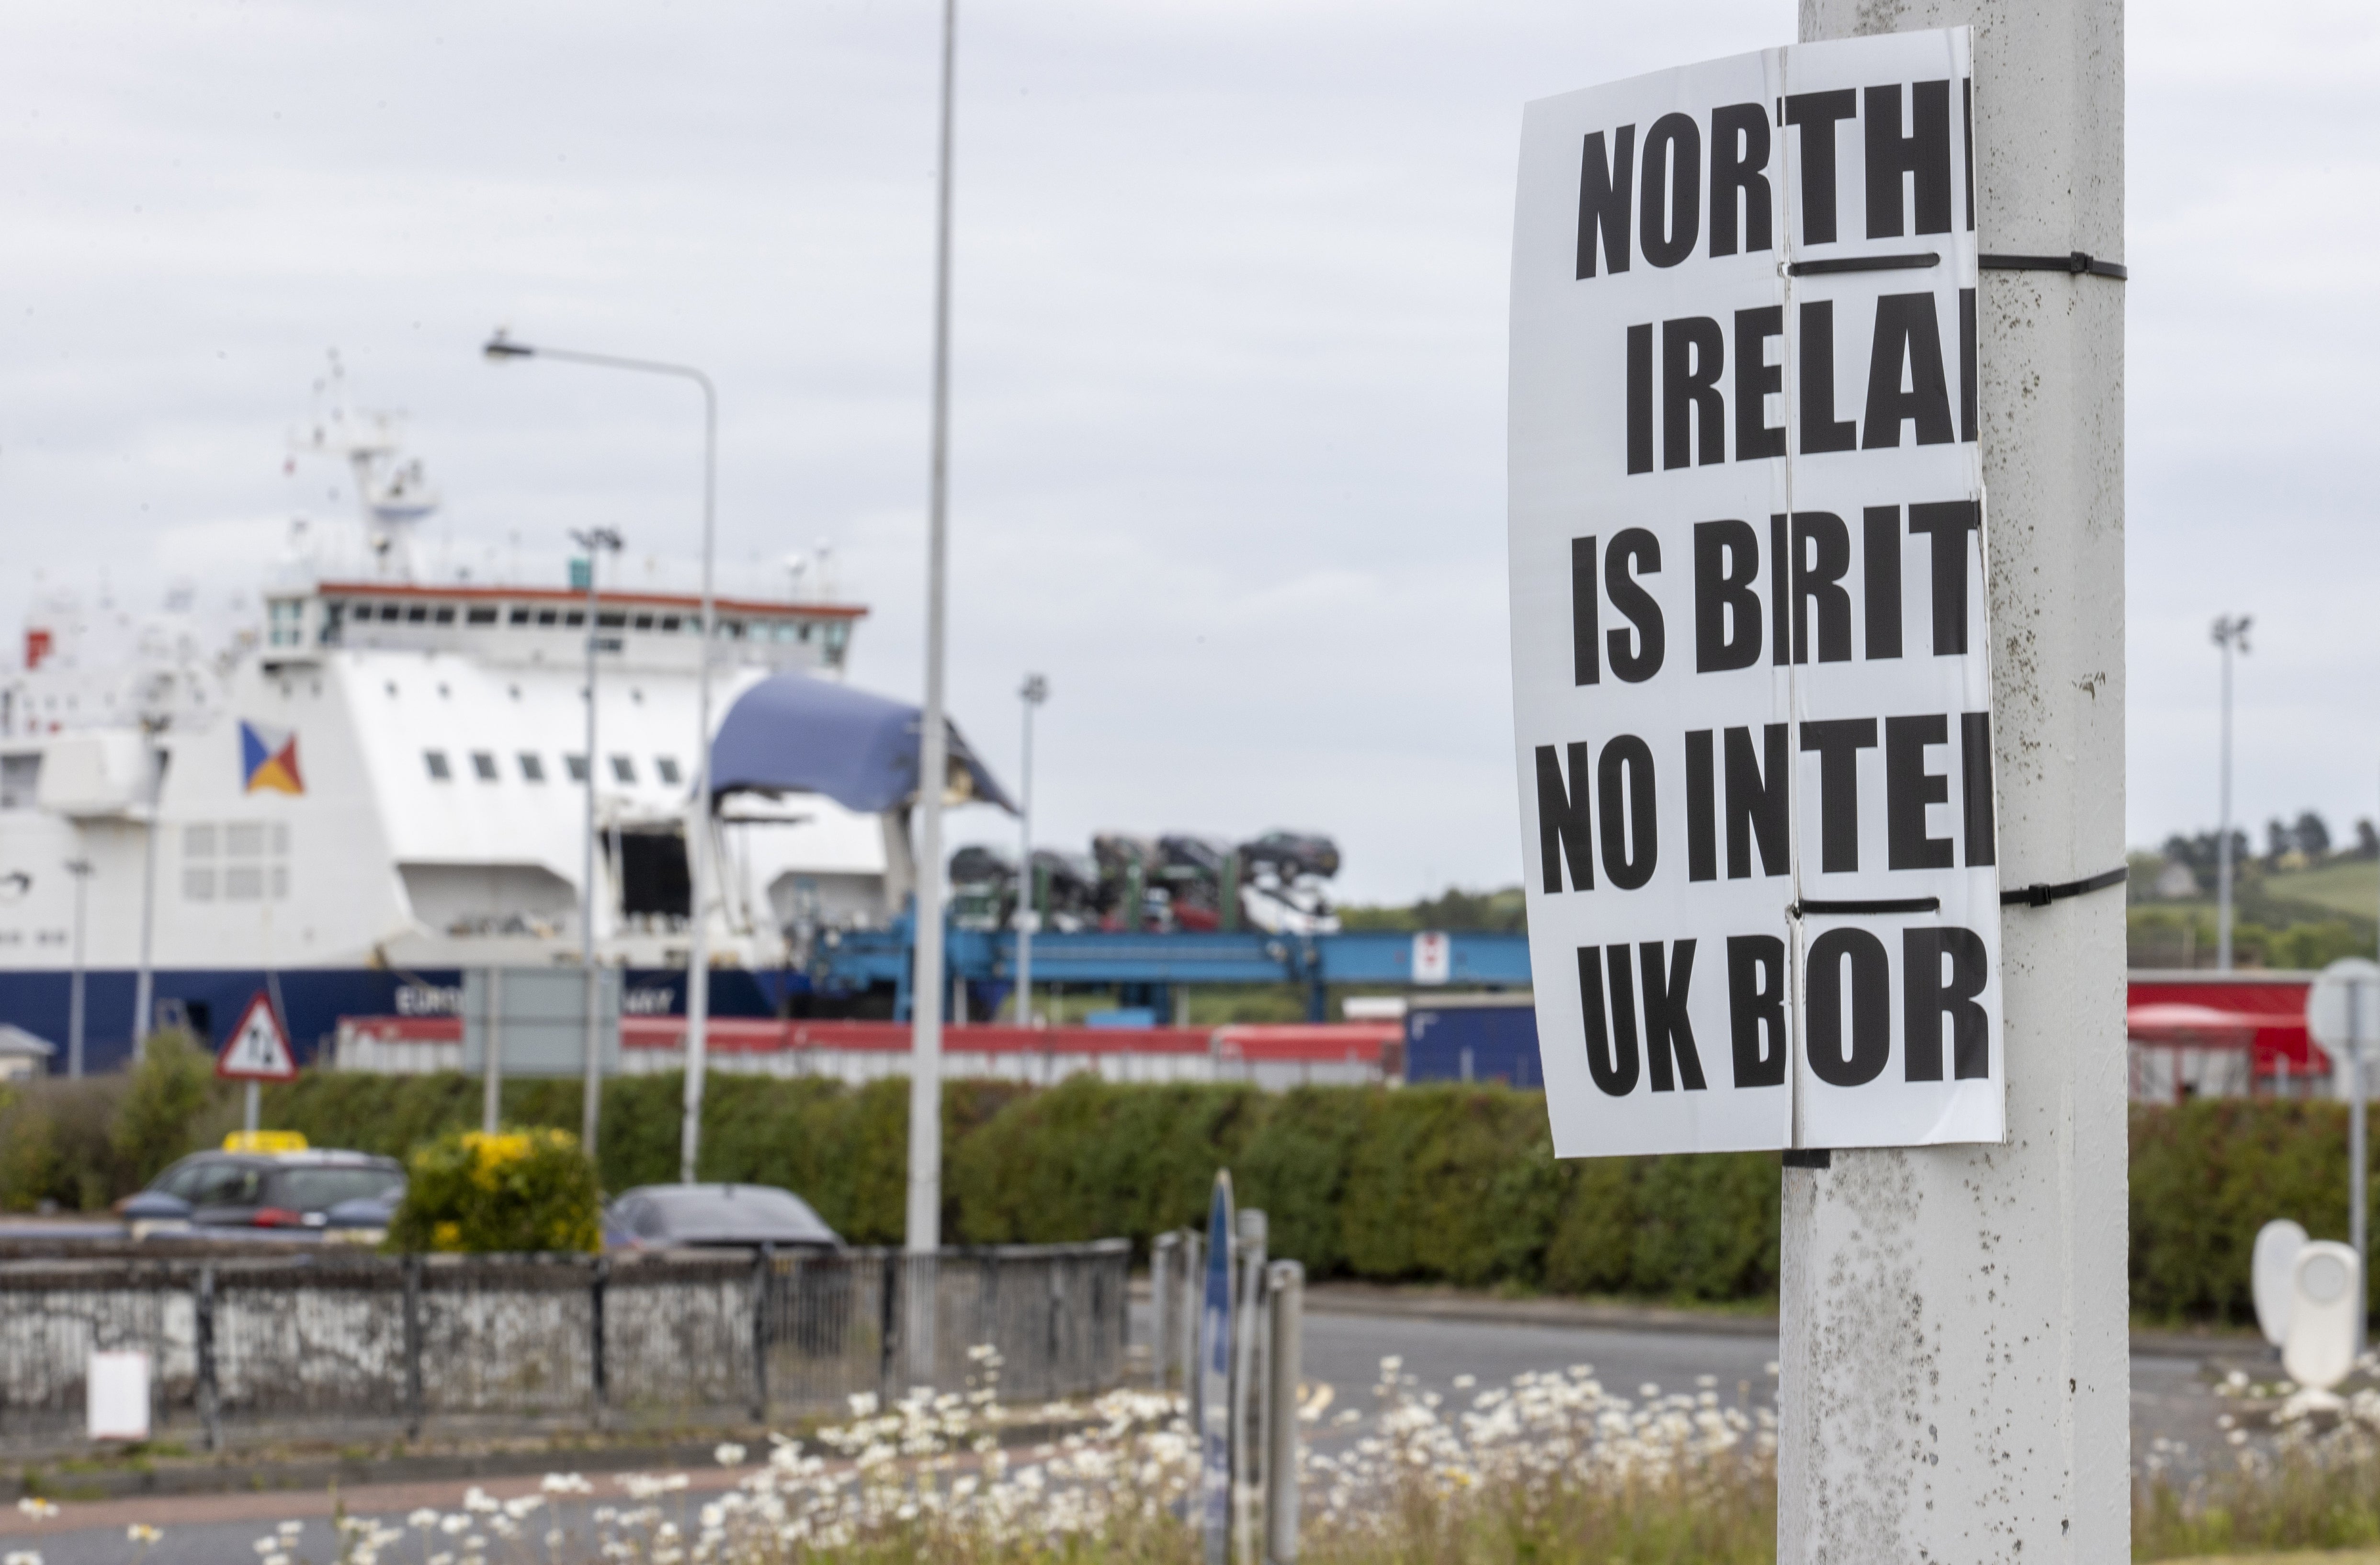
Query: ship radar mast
287 351 441 578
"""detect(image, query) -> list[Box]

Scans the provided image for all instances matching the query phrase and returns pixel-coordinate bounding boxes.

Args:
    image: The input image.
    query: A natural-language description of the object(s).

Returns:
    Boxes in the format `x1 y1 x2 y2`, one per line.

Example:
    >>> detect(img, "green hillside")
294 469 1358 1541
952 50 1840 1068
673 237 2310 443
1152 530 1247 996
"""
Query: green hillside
2269 856 2380 922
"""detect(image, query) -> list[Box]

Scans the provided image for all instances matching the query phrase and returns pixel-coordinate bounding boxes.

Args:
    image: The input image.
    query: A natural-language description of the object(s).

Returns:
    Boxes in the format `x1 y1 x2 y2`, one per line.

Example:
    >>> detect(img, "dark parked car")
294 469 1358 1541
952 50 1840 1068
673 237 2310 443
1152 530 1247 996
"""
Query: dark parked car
120 1149 406 1234
604 1183 843 1252
607 1184 850 1355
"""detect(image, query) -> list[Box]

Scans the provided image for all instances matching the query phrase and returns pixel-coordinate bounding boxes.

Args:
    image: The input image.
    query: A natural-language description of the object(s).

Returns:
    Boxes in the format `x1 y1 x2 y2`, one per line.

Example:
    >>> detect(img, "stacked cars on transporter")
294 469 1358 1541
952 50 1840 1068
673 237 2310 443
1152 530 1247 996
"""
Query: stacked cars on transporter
950 830 1340 937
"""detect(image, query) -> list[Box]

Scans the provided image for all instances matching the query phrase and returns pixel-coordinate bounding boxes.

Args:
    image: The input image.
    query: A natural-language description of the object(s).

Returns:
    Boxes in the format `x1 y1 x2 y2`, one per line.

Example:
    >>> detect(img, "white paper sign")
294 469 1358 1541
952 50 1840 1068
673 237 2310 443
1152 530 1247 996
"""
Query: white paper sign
87 1350 151 1440
1508 29 2002 1156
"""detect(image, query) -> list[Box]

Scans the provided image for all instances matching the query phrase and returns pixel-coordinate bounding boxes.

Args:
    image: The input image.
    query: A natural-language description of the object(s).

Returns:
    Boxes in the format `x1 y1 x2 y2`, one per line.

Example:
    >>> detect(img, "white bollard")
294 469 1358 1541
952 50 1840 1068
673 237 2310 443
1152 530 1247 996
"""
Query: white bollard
1265 1259 1304 1565
2284 1241 2362 1408
2252 1219 2309 1350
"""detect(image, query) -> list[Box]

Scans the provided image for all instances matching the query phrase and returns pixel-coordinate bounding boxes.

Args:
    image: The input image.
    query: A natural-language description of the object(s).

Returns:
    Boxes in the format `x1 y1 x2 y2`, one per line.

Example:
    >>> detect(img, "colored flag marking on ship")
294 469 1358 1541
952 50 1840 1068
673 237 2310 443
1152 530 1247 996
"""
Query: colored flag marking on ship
240 720 304 795
217 992 298 1081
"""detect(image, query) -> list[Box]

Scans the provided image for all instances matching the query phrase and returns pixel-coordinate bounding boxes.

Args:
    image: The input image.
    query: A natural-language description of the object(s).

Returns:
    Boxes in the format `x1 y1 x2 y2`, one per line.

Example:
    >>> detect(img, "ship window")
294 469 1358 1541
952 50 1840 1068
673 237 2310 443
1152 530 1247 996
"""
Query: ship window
225 865 264 901
719 619 744 639
226 823 264 857
321 602 346 645
466 607 498 626
378 604 402 622
406 605 429 623
184 823 216 857
610 755 636 784
563 609 585 628
796 621 813 642
471 751 499 782
565 754 589 783
632 614 654 631
659 616 681 632
508 607 531 625
183 867 215 901
433 606 456 625
655 756 682 786
597 611 626 629
536 609 558 627
519 753 546 784
273 823 290 855
424 750 453 781
267 598 305 648
271 866 289 899
1 754 41 810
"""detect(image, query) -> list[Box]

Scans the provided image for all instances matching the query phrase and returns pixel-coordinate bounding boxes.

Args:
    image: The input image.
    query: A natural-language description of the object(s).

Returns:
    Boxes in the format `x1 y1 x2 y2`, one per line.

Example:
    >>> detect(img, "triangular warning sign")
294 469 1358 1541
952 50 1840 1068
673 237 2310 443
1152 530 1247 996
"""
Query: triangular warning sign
216 992 297 1081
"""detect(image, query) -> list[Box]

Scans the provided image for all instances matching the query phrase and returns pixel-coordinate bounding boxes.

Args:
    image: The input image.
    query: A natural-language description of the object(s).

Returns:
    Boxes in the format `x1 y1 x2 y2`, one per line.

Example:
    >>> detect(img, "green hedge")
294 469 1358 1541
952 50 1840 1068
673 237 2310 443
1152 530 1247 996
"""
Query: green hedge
255 1071 1778 1298
2129 1098 2377 1324
8 1066 2376 1318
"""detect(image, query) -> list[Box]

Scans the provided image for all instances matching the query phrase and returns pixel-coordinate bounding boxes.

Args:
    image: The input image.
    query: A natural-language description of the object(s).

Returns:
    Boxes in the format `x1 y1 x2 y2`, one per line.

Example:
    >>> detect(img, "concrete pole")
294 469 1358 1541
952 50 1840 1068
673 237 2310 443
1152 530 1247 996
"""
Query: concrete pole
131 726 164 1055
66 856 91 1079
481 967 503 1136
681 375 718 1185
907 0 959 1260
1779 5 2129 1563
573 529 620 1159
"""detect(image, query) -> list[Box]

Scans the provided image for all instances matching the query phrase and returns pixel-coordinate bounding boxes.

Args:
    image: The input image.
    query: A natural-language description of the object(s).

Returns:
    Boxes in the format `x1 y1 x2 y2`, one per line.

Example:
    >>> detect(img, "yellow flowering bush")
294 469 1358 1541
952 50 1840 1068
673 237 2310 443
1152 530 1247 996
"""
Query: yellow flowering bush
387 1126 602 1253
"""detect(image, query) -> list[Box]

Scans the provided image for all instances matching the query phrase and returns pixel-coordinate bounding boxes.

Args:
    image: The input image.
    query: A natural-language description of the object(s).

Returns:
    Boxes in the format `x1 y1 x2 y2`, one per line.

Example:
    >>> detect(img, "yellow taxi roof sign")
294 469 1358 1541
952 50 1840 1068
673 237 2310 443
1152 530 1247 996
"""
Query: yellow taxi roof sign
222 1130 309 1154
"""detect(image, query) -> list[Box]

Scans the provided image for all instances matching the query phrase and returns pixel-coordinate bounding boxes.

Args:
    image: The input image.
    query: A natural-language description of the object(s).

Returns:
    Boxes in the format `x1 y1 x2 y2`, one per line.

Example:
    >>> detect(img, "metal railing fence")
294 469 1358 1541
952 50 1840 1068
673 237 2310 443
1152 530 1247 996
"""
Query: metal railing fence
0 1240 1130 1452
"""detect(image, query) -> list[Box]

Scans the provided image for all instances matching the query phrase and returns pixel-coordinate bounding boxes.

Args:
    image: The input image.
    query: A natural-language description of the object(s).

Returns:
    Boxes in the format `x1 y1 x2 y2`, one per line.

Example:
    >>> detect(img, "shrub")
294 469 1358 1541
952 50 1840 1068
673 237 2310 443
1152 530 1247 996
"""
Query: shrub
113 1031 233 1187
0 1075 139 1212
387 1126 602 1253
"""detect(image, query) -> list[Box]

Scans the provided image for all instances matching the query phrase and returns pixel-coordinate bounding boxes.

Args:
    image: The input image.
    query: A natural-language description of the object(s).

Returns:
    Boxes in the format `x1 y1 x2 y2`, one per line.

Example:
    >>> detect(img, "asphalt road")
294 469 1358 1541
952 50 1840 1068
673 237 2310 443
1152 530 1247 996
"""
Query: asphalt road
4 1309 2238 1565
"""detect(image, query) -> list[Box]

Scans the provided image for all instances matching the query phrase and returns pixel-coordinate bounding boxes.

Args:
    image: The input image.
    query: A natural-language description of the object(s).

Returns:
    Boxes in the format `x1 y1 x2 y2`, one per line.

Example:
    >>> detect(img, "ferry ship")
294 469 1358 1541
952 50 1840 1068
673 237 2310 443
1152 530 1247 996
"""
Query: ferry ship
0 373 902 1070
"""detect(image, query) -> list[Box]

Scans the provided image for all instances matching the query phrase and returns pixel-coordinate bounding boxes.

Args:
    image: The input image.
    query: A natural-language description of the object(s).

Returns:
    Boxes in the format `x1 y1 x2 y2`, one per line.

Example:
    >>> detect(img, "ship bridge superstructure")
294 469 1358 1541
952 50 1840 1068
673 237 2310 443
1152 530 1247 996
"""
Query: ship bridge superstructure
0 372 893 1067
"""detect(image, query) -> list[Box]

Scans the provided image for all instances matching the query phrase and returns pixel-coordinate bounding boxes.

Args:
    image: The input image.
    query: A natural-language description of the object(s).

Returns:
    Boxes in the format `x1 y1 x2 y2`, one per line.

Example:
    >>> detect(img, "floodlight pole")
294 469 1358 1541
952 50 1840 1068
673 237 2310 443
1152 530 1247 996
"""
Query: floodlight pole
2212 614 2251 969
65 856 91 1079
907 0 961 1267
1014 675 1048 1025
2354 980 2368 1355
570 526 623 1158
1780 4 2129 1560
130 718 165 1056
485 333 719 1180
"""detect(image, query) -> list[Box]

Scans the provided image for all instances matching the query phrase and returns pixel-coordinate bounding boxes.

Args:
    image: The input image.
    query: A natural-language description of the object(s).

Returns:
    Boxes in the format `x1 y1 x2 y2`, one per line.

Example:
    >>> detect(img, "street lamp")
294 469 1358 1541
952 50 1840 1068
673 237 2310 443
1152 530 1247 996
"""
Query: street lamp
2212 614 2252 969
65 856 91 1079
572 525 624 1157
487 333 720 1183
130 714 166 1056
907 0 962 1268
1014 675 1048 1026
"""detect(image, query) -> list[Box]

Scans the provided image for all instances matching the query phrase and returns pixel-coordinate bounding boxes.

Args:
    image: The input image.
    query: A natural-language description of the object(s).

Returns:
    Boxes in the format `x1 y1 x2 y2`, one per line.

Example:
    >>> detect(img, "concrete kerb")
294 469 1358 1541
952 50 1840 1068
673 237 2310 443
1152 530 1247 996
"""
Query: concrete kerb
1282 1279 2265 1362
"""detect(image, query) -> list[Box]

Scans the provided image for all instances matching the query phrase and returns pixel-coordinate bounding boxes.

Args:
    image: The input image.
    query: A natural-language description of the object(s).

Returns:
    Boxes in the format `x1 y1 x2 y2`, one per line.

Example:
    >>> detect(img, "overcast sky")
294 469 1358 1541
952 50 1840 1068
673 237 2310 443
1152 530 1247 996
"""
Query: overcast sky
0 1 2371 901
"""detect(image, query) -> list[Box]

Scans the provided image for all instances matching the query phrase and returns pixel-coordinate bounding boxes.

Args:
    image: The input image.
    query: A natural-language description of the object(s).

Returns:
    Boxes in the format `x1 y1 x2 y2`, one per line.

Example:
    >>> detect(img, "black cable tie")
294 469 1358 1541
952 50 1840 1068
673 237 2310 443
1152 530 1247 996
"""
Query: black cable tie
1782 1148 1833 1170
1979 250 2128 281
1788 252 1939 276
2000 865 2128 908
1791 896 1942 917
